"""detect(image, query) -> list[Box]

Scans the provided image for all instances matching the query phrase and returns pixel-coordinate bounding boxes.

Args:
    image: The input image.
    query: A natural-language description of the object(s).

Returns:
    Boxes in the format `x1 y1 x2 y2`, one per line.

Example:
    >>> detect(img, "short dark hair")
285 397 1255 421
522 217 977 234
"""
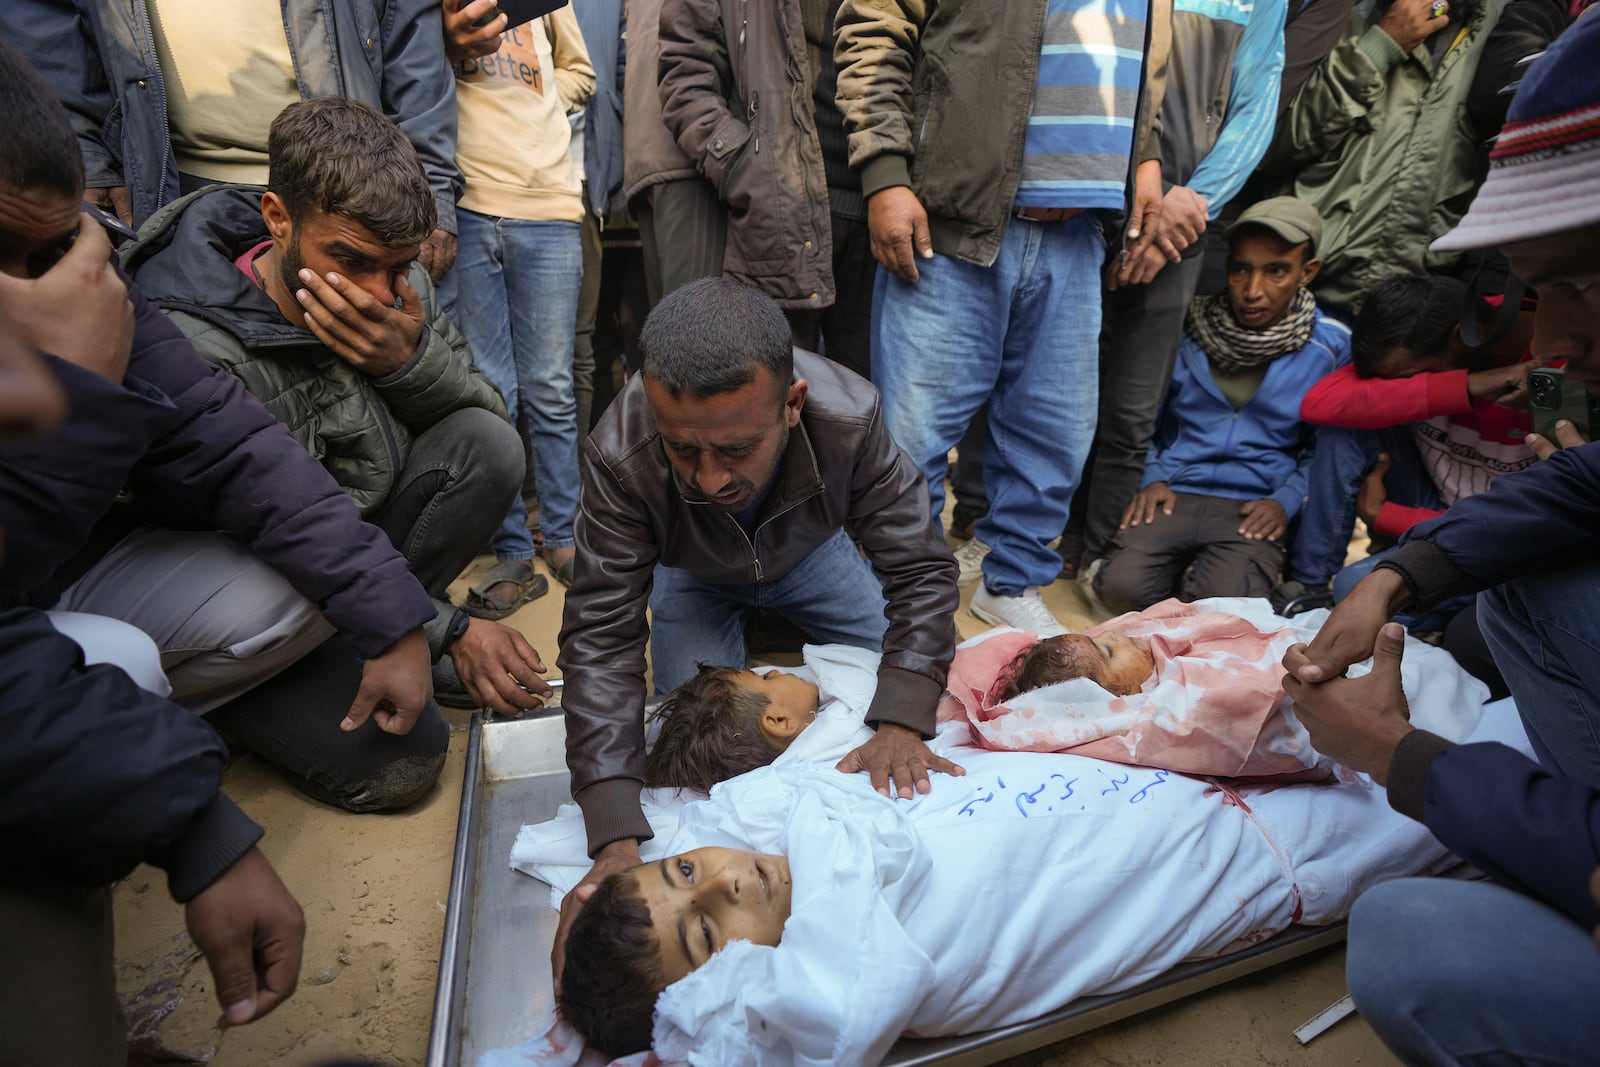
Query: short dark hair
640 278 793 402
992 636 1102 702
1351 274 1469 378
558 870 664 1056
0 40 84 198
645 665 782 791
267 98 435 245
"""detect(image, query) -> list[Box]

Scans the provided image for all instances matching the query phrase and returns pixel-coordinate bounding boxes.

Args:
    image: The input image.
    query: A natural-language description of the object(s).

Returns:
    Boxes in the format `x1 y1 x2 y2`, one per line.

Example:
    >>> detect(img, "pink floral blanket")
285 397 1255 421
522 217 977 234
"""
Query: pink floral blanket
938 598 1338 781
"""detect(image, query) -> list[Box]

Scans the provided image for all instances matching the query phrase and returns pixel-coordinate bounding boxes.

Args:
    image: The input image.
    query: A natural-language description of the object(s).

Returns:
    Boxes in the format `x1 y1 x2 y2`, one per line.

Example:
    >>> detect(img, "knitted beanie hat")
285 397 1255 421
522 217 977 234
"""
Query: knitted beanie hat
1432 13 1600 251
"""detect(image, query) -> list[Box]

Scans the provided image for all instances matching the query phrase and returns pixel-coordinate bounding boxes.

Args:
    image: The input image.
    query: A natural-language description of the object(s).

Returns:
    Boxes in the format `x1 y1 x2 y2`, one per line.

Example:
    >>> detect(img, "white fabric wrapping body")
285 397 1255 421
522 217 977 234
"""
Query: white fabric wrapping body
507 605 1517 1066
652 753 1298 1062
512 644 879 905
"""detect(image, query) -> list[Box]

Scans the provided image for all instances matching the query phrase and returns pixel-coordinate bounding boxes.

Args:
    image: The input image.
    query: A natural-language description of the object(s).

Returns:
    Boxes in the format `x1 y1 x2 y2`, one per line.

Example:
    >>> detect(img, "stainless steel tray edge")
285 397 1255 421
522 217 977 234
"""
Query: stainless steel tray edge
427 709 483 1067
881 923 1345 1066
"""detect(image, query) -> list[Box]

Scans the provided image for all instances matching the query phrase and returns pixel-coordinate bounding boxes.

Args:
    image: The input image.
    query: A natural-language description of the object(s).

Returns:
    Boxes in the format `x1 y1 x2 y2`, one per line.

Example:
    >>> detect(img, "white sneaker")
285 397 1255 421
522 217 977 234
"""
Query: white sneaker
970 584 1068 637
952 538 991 586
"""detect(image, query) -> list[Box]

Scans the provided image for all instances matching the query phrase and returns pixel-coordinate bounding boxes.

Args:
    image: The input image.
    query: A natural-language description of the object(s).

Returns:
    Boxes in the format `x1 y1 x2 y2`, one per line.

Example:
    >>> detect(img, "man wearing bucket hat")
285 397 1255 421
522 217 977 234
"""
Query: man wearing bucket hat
1280 14 1600 1062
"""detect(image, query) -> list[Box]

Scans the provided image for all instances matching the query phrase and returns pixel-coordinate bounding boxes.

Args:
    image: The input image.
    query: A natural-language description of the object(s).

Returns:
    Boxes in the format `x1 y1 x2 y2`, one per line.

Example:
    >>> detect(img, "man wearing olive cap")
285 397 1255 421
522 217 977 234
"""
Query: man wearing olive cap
1091 196 1352 613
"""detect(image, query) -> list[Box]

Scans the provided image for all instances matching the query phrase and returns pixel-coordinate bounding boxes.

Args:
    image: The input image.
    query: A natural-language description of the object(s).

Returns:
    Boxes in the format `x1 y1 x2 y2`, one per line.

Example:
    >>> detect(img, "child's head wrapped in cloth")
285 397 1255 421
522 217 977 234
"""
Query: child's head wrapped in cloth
988 631 1155 702
946 597 1347 780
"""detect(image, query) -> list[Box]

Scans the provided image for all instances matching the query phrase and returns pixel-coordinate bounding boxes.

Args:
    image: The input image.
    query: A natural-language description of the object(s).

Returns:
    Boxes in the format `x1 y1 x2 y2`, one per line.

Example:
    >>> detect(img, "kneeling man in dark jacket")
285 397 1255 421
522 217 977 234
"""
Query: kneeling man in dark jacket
551 278 964 978
123 97 555 724
0 45 447 812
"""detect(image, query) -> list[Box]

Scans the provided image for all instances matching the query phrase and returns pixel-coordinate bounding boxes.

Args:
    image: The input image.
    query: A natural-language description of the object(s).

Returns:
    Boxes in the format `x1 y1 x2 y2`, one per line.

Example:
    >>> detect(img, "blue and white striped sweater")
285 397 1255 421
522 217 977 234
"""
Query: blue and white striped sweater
1015 0 1151 211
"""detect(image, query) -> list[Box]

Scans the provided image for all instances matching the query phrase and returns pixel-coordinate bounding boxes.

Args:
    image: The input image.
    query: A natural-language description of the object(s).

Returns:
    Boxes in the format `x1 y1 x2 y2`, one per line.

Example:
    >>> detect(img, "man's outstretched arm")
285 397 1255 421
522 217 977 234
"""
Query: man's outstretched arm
1285 624 1600 929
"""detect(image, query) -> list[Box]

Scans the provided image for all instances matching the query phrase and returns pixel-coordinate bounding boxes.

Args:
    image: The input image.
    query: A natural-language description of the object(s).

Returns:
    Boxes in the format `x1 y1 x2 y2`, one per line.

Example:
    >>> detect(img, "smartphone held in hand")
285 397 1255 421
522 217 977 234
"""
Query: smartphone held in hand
1528 367 1600 440
474 0 568 30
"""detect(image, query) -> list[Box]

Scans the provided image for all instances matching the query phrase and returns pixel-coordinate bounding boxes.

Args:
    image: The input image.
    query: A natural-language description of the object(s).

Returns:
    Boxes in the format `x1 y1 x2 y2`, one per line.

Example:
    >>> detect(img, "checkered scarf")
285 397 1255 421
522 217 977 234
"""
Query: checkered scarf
1183 287 1318 373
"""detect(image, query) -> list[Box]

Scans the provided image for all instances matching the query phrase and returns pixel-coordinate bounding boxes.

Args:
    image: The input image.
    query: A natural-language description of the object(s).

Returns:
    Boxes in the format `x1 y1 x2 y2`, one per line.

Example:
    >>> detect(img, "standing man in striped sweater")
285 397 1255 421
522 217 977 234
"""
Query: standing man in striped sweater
834 0 1171 637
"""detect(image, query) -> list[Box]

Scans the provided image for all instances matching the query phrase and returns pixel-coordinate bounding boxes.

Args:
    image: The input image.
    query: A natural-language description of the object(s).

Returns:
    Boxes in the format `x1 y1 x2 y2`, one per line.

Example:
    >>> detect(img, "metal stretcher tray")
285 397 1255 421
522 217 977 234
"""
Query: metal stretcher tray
428 705 1347 1067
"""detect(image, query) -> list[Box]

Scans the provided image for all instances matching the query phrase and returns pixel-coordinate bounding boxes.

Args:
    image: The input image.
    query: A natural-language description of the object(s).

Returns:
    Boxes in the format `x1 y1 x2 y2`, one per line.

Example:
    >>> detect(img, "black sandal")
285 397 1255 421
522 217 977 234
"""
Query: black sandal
464 559 549 620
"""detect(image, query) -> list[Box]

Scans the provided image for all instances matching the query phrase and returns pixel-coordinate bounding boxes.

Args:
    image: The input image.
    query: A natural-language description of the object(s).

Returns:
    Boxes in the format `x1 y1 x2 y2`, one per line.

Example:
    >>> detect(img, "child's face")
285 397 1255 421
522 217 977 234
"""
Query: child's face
1038 633 1154 696
632 847 793 984
1088 632 1156 695
729 670 820 746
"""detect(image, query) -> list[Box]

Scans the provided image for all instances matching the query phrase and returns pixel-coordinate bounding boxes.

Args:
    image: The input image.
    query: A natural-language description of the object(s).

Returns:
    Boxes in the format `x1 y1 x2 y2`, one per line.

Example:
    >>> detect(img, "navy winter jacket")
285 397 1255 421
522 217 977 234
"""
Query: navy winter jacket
1381 441 1600 608
574 0 625 221
0 608 263 901
1387 732 1600 929
0 260 435 658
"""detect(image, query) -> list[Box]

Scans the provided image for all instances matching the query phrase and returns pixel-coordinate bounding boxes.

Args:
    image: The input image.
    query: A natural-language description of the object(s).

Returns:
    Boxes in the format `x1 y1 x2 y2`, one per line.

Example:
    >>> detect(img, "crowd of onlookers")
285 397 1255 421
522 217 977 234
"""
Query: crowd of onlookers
1 0 1598 1063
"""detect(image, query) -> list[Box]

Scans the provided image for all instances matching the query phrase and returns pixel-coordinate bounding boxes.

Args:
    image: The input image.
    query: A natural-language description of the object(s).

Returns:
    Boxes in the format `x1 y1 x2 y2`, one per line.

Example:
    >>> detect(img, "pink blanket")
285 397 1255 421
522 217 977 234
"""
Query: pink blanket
939 599 1336 781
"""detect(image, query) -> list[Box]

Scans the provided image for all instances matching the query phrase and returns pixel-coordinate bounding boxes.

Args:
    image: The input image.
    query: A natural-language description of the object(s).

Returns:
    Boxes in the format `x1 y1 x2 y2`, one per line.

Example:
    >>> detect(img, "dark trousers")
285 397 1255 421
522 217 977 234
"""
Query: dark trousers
574 188 603 441
785 212 876 380
370 407 525 612
1096 491 1287 614
1082 252 1208 561
1289 424 1440 585
209 633 451 811
636 177 726 307
950 408 990 521
210 406 522 811
0 882 123 1065
592 236 649 404
1480 558 1600 790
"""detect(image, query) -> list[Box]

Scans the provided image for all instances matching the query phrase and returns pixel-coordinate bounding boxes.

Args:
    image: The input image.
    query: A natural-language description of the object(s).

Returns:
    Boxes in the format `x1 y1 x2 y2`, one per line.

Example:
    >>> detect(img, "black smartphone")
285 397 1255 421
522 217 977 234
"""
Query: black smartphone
1527 367 1600 439
474 0 568 30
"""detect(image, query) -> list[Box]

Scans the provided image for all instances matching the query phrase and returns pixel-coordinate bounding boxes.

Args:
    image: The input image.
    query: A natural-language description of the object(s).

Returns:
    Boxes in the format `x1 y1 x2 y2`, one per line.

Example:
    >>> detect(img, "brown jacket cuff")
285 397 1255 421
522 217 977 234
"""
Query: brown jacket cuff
575 777 653 858
865 666 943 739
1377 540 1468 612
1386 730 1455 822
859 154 913 201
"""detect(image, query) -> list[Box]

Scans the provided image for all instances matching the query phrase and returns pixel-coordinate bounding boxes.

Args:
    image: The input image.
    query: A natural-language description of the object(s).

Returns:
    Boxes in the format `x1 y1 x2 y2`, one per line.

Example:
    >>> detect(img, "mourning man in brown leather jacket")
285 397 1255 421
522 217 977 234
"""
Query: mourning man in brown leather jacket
550 279 961 977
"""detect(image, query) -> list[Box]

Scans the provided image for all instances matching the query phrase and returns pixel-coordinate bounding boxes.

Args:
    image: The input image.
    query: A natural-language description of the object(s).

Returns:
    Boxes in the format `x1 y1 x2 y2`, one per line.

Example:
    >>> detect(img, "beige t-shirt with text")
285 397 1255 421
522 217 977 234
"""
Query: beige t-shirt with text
453 8 594 222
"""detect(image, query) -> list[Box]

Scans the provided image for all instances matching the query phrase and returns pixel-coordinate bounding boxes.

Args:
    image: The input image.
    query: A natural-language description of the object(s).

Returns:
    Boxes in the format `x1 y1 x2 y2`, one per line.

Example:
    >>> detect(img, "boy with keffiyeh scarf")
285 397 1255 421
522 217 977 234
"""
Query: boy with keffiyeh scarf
1092 197 1353 615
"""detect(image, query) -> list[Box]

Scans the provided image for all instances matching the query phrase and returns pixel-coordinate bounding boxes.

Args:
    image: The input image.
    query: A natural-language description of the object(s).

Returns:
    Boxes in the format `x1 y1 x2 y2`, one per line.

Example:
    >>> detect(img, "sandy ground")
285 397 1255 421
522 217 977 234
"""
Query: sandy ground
112 539 1399 1066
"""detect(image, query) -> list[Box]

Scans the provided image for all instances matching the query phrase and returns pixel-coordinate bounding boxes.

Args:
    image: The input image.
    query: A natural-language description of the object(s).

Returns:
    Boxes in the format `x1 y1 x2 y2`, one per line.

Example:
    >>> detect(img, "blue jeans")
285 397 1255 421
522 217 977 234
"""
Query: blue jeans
1478 558 1600 789
1291 425 1440 584
1347 878 1600 1066
648 528 888 694
449 209 583 556
871 215 1105 595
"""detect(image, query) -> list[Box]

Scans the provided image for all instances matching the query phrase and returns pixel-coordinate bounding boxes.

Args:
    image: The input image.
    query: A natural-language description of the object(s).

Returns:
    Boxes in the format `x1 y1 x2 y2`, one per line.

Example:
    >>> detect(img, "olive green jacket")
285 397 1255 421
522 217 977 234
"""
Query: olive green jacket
124 187 507 518
1257 0 1509 317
